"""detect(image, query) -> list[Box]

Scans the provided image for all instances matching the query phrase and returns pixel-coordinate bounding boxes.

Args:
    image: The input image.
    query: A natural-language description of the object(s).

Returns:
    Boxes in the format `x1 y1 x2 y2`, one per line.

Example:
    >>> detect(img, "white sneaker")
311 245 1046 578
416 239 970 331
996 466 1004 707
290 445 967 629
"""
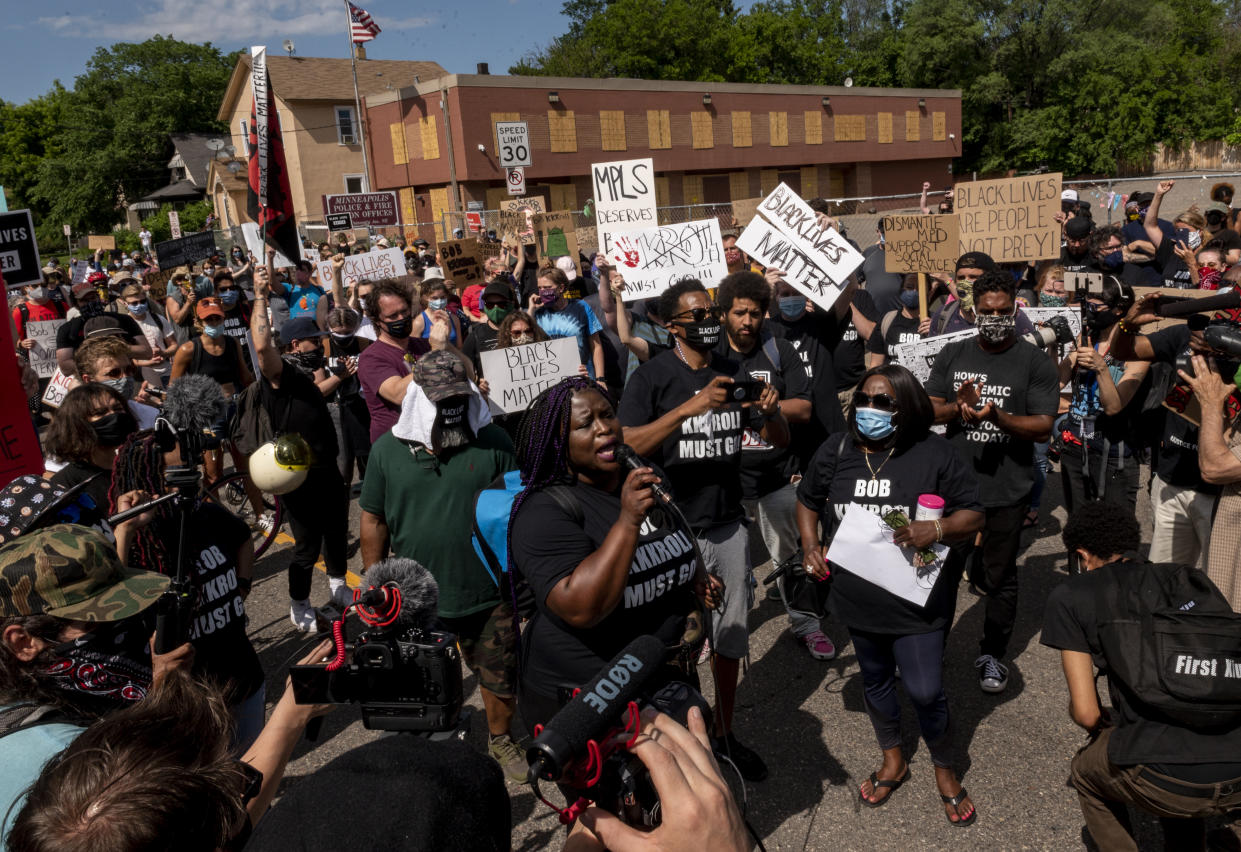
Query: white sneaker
290 598 316 632
257 512 276 534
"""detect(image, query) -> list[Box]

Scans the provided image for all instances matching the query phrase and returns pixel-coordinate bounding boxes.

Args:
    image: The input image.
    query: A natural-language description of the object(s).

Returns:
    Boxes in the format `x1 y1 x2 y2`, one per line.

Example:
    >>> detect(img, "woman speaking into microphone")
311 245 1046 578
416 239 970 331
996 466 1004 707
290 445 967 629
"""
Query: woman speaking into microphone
509 376 722 732
795 364 984 825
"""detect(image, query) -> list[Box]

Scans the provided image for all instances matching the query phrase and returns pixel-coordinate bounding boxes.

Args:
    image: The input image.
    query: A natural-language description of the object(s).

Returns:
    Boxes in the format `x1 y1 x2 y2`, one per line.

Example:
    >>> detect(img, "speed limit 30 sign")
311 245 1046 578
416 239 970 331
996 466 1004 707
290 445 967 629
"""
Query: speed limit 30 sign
496 121 532 168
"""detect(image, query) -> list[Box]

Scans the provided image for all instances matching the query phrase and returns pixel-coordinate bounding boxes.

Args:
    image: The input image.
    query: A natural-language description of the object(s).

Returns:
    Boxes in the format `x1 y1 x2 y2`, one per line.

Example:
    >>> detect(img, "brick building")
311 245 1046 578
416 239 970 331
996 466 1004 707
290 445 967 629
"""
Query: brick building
362 73 961 241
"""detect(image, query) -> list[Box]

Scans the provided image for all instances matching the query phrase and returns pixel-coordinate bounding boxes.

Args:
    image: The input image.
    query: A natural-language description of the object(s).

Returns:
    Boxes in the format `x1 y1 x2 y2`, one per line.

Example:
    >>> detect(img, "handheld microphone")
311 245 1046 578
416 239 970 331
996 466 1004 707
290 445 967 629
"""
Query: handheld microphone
157 374 230 453
613 443 673 504
357 558 439 632
1154 290 1241 318
526 634 668 783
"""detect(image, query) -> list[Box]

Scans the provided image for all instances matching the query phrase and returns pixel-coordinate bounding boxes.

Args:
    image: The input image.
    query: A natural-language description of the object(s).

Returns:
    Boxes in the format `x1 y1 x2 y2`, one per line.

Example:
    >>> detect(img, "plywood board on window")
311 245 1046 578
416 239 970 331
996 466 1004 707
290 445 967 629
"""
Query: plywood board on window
600 111 626 151
398 186 416 223
732 111 752 148
420 115 440 160
490 112 520 157
655 176 671 209
800 166 819 200
905 111 921 142
933 111 946 141
691 111 714 149
682 174 704 205
730 171 751 202
647 110 671 149
548 110 577 153
834 115 866 142
769 111 789 147
549 184 578 212
428 186 451 241
804 111 823 145
760 169 779 195
877 113 893 144
390 122 408 164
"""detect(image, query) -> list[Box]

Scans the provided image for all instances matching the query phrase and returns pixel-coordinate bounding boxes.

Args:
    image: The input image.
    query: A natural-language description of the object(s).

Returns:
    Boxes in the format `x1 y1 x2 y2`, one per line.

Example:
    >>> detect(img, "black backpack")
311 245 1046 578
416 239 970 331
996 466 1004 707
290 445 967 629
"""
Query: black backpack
1095 561 1241 730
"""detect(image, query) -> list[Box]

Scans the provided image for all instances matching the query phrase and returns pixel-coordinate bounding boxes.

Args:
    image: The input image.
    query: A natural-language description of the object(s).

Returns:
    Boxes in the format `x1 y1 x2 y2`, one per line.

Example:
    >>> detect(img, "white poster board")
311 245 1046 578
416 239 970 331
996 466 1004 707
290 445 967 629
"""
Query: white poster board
890 328 977 385
608 219 728 302
241 222 292 269
41 368 79 409
25 320 64 378
479 336 581 414
826 503 949 607
592 157 657 255
314 248 405 286
70 260 89 284
736 182 863 312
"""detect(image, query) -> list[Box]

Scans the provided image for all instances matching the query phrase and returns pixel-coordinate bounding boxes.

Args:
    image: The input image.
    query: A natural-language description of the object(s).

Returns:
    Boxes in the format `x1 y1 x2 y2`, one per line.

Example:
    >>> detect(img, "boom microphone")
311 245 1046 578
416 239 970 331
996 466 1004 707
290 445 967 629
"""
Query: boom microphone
526 634 669 783
358 557 440 632
157 374 230 452
613 443 674 504
1154 289 1241 318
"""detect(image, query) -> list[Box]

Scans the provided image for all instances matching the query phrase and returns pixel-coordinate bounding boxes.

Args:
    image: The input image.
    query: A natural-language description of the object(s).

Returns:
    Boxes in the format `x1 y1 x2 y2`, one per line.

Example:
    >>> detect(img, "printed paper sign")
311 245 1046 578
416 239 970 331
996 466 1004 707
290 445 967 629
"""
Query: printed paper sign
592 157 657 255
25 320 64 378
326 212 352 231
439 238 483 284
826 503 949 607
608 219 728 302
242 222 292 269
496 121 531 168
534 212 580 264
954 173 1061 262
882 214 960 276
87 235 116 251
499 198 543 245
41 367 80 409
70 260 89 284
0 209 42 288
314 247 405 285
480 336 581 414
890 328 977 385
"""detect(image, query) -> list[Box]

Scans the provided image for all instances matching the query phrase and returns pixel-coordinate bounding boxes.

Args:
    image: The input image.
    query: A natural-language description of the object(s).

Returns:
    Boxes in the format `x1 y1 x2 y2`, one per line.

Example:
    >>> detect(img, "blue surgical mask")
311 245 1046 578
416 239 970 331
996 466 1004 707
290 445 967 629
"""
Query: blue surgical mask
126 301 148 316
218 290 240 307
203 324 223 339
854 407 895 440
899 290 920 309
427 297 448 311
777 295 806 317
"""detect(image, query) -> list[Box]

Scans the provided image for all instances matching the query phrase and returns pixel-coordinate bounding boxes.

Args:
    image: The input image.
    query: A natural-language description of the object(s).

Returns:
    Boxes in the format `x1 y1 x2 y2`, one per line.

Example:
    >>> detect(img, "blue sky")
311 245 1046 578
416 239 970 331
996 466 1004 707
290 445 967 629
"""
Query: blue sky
1 0 578 104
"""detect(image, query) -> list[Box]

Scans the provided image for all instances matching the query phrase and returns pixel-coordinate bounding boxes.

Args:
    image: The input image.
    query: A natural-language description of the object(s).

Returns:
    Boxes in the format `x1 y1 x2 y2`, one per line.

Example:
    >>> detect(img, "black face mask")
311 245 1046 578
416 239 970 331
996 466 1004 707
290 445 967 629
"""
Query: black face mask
42 619 153 712
290 350 325 372
1086 305 1121 334
384 317 413 339
91 410 137 447
80 300 106 319
679 320 722 349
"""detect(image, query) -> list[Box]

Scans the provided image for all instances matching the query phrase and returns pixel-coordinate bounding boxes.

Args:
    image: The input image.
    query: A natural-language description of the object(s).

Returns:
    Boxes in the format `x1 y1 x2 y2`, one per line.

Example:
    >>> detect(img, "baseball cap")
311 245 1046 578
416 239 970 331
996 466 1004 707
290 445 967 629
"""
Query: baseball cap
555 256 578 277
1065 217 1094 240
84 316 129 339
955 251 997 273
1128 192 1154 208
413 349 472 402
281 316 328 343
1206 201 1230 216
1061 189 1079 202
0 525 169 621
413 239 429 248
482 280 515 304
71 281 99 300
195 298 225 320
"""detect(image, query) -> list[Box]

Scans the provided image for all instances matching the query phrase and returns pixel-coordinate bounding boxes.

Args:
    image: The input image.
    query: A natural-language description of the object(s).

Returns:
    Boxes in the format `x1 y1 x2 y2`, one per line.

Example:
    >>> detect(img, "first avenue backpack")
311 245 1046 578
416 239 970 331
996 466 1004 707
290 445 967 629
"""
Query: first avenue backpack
1094 561 1241 730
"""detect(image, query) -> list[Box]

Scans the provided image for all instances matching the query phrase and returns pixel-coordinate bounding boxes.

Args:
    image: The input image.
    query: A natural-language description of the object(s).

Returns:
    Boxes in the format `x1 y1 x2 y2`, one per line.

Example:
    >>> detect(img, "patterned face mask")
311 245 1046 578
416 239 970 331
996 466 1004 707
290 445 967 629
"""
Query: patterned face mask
42 620 153 711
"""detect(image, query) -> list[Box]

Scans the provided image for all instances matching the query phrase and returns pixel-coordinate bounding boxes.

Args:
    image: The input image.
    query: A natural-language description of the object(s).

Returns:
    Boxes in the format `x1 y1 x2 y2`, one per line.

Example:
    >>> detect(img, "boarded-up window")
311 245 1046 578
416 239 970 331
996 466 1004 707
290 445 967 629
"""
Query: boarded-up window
729 171 750 201
485 187 508 211
655 176 671 208
420 115 439 160
760 169 779 195
933 111 946 141
800 166 819 199
827 168 845 198
548 110 577 153
877 113 893 144
834 115 866 142
549 184 578 211
905 111 921 142
691 112 714 149
732 112 752 148
682 174 704 204
599 111 626 151
804 111 823 145
490 111 519 156
390 122 408 164
647 110 671 149
398 186 416 222
769 112 788 147
428 186 450 240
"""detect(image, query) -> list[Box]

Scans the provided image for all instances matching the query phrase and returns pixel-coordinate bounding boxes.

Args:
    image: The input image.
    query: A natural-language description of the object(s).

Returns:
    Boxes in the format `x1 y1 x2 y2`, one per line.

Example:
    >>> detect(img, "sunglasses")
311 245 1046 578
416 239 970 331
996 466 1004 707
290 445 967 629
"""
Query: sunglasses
852 391 899 412
671 306 720 323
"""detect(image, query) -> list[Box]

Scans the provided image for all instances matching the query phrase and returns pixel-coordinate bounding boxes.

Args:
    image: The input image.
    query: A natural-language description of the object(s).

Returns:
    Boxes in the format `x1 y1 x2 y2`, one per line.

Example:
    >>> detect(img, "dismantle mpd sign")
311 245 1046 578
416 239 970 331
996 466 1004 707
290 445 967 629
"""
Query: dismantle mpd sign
0 209 42 288
323 191 400 228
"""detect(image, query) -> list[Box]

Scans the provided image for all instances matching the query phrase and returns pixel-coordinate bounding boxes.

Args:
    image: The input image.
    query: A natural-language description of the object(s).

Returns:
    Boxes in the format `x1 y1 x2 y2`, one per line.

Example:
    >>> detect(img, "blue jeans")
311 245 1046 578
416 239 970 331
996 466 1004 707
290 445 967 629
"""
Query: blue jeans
232 684 266 754
851 628 953 767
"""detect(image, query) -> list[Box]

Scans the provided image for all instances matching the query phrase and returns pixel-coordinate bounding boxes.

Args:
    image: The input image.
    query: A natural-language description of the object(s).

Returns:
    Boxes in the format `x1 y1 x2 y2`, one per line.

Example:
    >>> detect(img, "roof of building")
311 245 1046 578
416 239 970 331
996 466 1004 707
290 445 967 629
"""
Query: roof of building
139 180 206 203
218 54 449 120
168 133 231 186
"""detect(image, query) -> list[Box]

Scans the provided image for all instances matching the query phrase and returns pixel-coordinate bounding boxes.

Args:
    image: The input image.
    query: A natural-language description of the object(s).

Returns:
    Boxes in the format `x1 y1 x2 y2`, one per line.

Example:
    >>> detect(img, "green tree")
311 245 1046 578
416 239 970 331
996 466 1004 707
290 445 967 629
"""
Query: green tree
137 200 213 246
0 88 69 247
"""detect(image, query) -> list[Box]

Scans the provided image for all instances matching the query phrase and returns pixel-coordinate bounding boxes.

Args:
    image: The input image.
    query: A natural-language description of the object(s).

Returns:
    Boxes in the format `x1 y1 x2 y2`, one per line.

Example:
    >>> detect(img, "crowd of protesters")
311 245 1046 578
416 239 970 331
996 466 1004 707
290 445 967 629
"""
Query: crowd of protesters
4 177 1241 850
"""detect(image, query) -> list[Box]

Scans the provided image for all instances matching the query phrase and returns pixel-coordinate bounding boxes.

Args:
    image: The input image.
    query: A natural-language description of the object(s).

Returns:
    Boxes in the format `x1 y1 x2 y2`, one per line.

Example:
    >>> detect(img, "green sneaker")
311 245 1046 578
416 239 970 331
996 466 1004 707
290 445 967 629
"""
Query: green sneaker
488 733 528 783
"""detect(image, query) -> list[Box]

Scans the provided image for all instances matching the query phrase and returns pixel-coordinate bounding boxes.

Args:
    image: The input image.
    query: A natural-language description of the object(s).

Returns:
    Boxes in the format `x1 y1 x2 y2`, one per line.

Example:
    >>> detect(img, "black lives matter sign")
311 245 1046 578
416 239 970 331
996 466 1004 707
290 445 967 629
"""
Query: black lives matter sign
323 192 400 228
0 210 42 288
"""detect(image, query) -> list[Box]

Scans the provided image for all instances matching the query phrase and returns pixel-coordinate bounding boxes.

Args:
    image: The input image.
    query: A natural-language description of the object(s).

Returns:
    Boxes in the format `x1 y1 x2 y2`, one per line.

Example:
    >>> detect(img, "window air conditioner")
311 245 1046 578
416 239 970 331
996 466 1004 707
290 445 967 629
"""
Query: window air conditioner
341 134 356 144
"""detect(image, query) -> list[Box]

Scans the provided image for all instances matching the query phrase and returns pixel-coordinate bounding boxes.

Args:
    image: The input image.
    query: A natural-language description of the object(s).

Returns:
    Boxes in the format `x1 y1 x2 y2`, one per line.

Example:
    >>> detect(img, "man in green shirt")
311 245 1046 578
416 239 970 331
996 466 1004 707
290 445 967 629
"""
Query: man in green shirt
359 350 523 780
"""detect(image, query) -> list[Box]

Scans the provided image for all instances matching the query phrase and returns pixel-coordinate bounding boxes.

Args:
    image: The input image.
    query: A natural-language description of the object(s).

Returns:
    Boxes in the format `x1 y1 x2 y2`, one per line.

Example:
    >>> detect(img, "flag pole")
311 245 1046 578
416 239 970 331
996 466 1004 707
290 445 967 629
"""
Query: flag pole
344 0 371 192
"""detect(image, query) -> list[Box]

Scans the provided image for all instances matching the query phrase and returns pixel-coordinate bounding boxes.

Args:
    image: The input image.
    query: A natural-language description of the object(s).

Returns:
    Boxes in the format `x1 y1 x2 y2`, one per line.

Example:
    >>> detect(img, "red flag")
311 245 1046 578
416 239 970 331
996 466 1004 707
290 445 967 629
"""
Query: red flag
246 46 301 265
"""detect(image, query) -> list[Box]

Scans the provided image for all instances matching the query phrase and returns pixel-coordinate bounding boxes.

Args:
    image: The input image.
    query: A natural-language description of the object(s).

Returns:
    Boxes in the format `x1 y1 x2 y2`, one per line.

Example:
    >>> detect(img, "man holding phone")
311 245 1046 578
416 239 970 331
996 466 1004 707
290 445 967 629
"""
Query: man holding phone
619 278 788 782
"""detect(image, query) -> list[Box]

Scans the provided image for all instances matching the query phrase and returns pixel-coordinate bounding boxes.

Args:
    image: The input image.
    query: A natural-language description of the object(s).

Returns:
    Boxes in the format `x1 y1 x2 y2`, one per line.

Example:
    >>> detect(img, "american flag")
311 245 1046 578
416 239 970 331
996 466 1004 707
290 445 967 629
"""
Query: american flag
348 2 381 43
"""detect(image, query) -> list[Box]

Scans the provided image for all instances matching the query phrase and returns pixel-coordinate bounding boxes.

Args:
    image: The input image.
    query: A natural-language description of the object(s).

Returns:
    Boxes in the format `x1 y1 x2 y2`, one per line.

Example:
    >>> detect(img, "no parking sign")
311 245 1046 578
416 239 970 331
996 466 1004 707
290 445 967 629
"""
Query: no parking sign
506 167 526 196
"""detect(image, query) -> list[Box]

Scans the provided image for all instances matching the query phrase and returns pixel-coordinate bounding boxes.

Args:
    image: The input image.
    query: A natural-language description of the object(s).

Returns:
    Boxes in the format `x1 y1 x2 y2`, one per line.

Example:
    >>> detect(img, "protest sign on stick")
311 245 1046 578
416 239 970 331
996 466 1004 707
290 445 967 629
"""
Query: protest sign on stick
882 214 960 277
608 219 728 302
87 235 116 251
439 239 483 284
592 157 657 255
480 336 581 415
499 198 544 245
954 173 1061 262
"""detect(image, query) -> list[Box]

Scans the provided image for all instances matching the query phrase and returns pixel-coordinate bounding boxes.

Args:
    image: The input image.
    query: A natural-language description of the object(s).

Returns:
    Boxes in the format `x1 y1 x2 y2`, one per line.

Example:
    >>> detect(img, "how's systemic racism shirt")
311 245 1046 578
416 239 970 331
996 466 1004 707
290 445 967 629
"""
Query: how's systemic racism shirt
924 338 1060 507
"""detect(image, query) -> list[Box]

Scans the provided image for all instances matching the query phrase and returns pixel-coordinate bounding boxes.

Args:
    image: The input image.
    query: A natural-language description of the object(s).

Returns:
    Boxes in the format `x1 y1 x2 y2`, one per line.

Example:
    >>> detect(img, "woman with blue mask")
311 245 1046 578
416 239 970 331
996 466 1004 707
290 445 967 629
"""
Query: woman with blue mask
121 283 177 388
411 276 461 346
795 364 985 825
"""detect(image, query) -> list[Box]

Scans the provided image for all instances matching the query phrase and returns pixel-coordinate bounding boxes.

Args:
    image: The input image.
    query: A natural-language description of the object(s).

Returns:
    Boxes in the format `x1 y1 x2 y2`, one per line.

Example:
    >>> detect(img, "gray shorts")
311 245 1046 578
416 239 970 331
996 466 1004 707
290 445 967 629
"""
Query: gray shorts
698 519 752 659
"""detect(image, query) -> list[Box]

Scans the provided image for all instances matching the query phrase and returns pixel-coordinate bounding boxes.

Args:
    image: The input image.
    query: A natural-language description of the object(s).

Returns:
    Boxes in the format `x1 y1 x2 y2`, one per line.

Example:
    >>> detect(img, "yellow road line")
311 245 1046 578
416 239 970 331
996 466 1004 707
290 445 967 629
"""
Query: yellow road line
272 532 363 587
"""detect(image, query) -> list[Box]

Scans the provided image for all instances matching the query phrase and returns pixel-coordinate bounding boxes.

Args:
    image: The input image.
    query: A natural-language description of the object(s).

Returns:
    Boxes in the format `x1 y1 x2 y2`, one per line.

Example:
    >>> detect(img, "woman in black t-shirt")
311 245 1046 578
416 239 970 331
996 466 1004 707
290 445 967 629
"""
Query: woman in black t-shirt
509 377 721 732
795 364 984 825
45 383 139 514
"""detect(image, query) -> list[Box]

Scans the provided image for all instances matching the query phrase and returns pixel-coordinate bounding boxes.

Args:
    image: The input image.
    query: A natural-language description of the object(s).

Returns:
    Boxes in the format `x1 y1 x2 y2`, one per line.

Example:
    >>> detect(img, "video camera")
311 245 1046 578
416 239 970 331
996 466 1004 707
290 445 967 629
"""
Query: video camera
1022 314 1075 349
289 560 465 734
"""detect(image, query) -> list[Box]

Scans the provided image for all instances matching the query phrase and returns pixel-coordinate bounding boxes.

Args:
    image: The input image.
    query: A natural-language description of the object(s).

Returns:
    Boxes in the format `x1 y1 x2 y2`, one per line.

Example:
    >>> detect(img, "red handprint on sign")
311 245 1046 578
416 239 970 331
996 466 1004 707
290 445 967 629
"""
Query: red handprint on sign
612 236 641 269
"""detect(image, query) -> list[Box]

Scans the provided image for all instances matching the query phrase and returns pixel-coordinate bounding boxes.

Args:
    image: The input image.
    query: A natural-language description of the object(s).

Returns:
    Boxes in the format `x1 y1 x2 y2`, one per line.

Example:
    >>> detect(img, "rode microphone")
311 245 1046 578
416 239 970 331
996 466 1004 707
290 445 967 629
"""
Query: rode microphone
156 374 230 453
613 443 673 504
355 558 439 632
526 634 668 783
1154 290 1241 318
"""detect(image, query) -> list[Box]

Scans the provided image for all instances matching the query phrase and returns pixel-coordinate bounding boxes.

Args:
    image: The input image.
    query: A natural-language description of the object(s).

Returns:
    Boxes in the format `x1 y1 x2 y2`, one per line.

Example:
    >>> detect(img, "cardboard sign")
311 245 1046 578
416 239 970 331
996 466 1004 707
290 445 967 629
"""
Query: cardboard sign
954 173 1061 262
439 238 483 284
608 219 728 302
499 198 544 245
142 268 174 298
534 212 580 263
154 231 216 271
882 214 960 276
0 271 43 479
323 192 400 228
890 328 978 385
480 336 581 414
477 241 502 261
731 197 763 229
496 121 532 168
592 157 657 255
41 367 79 409
1130 285 1222 332
25 320 64 378
0 209 42 288
87 235 116 251
314 247 405 285
241 222 292 269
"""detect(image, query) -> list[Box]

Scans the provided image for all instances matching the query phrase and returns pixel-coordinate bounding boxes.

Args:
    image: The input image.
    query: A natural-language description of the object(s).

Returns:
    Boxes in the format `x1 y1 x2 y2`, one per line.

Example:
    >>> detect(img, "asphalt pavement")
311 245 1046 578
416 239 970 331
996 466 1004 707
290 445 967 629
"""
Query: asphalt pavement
236 464 1237 852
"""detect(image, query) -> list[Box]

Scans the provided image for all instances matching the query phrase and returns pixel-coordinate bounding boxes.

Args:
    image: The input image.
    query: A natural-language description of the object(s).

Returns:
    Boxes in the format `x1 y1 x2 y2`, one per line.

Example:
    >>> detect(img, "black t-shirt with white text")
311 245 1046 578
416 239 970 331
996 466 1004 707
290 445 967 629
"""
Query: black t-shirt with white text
924 338 1060 507
511 482 697 694
618 349 753 529
827 289 878 392
1146 325 1217 492
866 311 922 359
796 432 981 634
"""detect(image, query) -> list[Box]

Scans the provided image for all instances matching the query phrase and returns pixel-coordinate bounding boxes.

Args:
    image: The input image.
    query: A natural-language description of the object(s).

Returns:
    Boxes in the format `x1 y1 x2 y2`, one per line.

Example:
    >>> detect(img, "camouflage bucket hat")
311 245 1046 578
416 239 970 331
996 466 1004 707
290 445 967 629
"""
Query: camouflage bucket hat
0 525 169 622
413 349 472 402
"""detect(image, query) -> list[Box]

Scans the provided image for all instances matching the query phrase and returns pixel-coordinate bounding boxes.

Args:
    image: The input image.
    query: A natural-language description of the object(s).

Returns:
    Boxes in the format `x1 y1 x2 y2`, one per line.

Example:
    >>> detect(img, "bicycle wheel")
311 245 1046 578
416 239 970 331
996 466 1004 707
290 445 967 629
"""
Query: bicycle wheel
205 471 284 558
